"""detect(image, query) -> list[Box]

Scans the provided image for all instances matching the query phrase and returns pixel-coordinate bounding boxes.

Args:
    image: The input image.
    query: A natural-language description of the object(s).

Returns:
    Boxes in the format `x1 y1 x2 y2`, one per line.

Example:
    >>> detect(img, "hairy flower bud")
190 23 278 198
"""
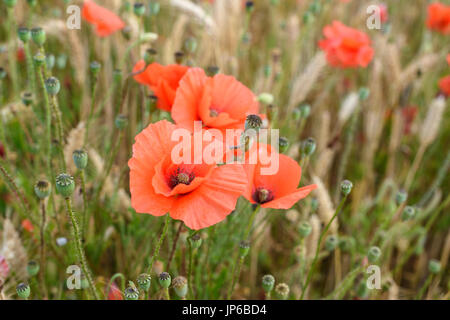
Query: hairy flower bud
401 206 415 221
301 137 316 156
395 189 408 205
278 137 289 154
428 259 441 274
55 173 75 198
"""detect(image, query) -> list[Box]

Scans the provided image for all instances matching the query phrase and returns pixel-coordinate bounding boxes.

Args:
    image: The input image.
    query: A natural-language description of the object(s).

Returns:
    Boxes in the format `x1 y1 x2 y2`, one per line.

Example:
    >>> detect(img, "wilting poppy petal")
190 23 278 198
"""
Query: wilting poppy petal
82 0 125 37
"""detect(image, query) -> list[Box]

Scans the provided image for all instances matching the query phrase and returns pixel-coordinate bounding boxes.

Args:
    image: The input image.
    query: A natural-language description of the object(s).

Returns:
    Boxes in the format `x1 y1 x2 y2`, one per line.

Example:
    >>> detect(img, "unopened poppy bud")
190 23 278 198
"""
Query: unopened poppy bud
301 137 316 156
73 149 88 170
340 179 353 196
189 233 202 249
275 283 289 300
299 103 311 118
0 67 6 79
144 48 157 65
55 173 75 198
45 77 60 95
245 1 254 13
124 286 139 300
3 0 17 8
262 274 275 293
367 246 381 263
90 61 101 76
338 236 355 253
33 52 46 67
174 51 184 64
27 260 40 277
115 114 128 129
149 1 160 15
325 235 338 251
173 276 188 298
239 240 250 258
298 221 312 238
31 27 46 46
133 2 146 16
206 65 219 77
18 27 31 43
245 114 262 132
428 259 441 274
358 87 370 100
21 92 34 106
395 189 408 205
34 180 51 199
401 206 415 221
46 54 55 70
258 93 274 105
137 273 151 291
16 283 30 299
184 37 197 54
158 272 171 288
279 137 289 153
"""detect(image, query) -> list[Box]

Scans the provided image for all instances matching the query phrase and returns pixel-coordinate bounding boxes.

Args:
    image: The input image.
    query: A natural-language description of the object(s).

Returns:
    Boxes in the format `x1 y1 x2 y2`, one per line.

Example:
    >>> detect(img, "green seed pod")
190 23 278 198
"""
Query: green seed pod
158 272 171 288
184 37 198 54
148 94 158 110
292 108 301 121
90 61 101 76
3 0 17 8
301 137 316 156
46 54 55 70
340 180 353 196
257 93 274 105
55 173 75 198
302 11 314 24
137 273 151 291
189 233 202 250
174 51 184 64
206 65 219 77
133 2 146 16
401 205 415 221
148 1 160 15
275 283 289 300
367 246 381 263
21 92 34 106
115 114 128 129
173 276 188 299
33 52 46 67
144 48 157 65
395 189 408 205
44 77 60 95
428 259 441 274
56 54 68 69
72 149 88 170
298 221 312 238
245 1 254 13
338 236 355 253
278 137 289 154
245 114 262 132
27 0 37 7
31 27 46 46
34 180 51 199
239 240 250 258
325 235 338 251
310 197 319 212
18 27 31 43
27 260 40 277
113 68 122 82
124 286 139 300
80 274 89 289
299 103 311 118
0 67 6 79
262 274 275 293
16 283 30 299
358 87 370 100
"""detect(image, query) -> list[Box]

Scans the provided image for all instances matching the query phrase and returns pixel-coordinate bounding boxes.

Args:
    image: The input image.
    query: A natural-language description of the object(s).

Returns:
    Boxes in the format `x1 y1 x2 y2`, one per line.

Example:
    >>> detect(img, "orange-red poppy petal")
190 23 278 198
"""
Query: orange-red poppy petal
261 184 317 209
82 0 125 37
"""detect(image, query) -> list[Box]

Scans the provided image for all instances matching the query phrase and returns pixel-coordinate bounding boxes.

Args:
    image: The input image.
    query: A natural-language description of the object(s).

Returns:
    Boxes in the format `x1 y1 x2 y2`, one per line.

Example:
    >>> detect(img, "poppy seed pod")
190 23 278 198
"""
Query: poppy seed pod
148 94 158 109
34 180 51 199
340 180 353 196
137 273 151 291
133 2 146 16
301 137 316 156
189 234 202 249
72 149 88 170
55 173 75 198
206 65 219 77
245 114 262 132
258 93 274 105
80 274 89 289
184 37 197 54
358 87 370 100
262 274 275 293
18 27 31 43
173 276 188 299
299 104 311 118
115 114 128 129
299 221 312 238
311 198 319 212
44 77 61 95
174 51 184 64
31 27 46 46
338 236 355 253
239 240 250 258
325 235 338 251
428 259 441 274
245 1 254 13
292 108 301 121
90 61 101 76
3 0 17 8
27 261 40 277
144 48 157 65
33 52 46 67
279 137 289 153
16 283 30 299
395 189 408 205
158 272 171 288
21 92 34 106
275 283 289 300
401 206 415 221
367 246 381 263
124 286 139 300
46 54 55 70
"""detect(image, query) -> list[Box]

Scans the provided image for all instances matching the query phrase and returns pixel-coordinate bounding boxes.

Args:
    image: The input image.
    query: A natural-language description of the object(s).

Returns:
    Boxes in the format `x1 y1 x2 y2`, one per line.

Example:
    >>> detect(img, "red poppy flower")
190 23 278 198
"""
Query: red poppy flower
426 2 450 34
439 75 450 96
133 61 190 111
82 0 125 37
21 219 34 233
243 144 316 209
319 21 374 68
171 68 259 132
107 283 123 300
128 120 247 230
17 47 25 63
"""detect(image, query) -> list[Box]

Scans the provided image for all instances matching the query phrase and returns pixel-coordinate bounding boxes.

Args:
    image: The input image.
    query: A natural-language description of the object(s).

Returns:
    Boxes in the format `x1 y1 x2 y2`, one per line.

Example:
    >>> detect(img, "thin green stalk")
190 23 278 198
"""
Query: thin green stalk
244 205 260 239
49 95 66 172
300 195 348 300
36 67 52 177
39 200 48 299
80 170 88 238
416 274 433 300
6 7 18 97
0 160 30 216
167 223 183 271
64 197 99 300
84 78 98 147
147 214 170 274
23 42 36 93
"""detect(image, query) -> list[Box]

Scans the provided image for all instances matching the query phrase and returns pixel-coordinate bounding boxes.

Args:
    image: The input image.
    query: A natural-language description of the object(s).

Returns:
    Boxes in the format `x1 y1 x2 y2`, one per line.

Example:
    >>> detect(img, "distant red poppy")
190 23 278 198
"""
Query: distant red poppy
379 4 388 23
82 0 125 37
0 255 9 280
446 54 450 66
319 21 374 68
107 283 123 300
243 144 316 209
133 61 190 111
129 120 247 230
172 68 259 132
21 219 34 233
17 47 25 62
426 2 450 34
439 75 450 96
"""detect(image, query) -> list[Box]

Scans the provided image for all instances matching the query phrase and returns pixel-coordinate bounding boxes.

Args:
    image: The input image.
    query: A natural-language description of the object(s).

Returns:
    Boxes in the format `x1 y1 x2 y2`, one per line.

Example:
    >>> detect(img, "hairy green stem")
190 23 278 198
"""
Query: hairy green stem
147 214 170 274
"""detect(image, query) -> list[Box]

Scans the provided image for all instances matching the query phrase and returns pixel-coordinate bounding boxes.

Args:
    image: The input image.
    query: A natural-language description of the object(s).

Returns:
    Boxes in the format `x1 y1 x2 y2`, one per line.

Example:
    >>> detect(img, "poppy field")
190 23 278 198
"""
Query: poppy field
0 0 449 301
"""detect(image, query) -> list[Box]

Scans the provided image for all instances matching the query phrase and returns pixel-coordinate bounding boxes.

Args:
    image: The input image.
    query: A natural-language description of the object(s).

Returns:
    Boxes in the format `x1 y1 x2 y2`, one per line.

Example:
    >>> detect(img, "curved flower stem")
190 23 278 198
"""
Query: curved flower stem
64 197 99 300
300 195 348 300
39 200 48 299
147 214 170 274
105 273 126 299
187 230 199 299
244 205 260 240
416 273 434 300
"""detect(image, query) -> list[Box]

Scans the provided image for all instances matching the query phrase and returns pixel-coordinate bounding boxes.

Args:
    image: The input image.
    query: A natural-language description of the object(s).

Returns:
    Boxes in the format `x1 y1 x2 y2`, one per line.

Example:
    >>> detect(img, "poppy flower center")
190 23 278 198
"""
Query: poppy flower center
169 169 195 189
253 187 274 204
209 109 219 117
